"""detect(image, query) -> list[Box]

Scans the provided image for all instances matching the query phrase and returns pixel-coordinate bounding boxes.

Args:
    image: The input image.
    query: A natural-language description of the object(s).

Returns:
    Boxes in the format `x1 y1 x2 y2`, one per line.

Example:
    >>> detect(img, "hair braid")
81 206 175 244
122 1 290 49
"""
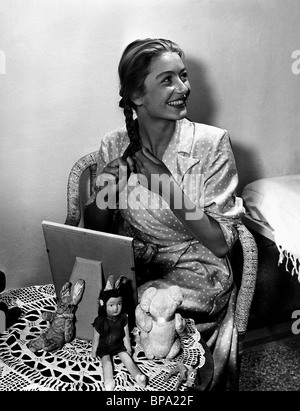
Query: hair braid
124 103 136 143
121 101 142 160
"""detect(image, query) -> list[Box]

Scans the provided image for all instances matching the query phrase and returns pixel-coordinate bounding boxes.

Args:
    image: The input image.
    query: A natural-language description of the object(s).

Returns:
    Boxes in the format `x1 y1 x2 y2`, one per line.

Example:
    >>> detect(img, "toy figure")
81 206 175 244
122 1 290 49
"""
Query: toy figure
164 361 195 390
135 286 187 359
91 275 146 391
28 279 85 352
0 270 22 333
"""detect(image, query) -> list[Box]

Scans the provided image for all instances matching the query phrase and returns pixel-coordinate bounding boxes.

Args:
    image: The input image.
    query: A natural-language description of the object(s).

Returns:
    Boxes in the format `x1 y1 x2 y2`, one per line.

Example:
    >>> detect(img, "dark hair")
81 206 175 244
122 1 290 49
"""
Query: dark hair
118 38 184 149
98 288 123 316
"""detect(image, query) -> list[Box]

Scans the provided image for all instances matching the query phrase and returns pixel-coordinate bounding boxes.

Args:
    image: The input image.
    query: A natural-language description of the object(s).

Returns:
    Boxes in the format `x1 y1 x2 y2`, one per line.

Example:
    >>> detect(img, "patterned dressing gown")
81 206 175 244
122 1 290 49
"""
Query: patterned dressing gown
94 117 245 389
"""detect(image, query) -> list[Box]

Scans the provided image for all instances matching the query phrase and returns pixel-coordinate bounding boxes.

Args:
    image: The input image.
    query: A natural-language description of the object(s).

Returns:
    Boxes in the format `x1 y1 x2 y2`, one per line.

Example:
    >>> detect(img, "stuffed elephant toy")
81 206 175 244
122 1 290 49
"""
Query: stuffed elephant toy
28 279 85 353
135 286 186 360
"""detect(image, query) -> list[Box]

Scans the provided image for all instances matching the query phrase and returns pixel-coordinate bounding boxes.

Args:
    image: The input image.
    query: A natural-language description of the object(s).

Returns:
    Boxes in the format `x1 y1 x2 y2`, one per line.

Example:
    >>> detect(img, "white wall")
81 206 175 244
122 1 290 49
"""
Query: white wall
1 0 299 289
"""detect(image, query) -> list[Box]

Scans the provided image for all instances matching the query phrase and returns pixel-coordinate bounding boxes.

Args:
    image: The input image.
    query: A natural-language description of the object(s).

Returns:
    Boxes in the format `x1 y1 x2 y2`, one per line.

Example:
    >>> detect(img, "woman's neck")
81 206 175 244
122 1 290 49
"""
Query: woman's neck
138 118 176 159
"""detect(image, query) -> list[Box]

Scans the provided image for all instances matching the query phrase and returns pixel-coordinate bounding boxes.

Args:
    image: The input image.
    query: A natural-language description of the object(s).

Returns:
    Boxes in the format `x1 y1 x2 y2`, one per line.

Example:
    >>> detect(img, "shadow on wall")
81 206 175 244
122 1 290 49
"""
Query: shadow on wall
231 143 262 195
185 57 216 125
186 57 262 195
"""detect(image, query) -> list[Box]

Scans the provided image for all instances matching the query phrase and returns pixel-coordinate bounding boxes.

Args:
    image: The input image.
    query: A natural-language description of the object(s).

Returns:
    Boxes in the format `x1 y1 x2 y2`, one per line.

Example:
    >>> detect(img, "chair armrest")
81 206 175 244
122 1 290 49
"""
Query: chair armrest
235 224 258 336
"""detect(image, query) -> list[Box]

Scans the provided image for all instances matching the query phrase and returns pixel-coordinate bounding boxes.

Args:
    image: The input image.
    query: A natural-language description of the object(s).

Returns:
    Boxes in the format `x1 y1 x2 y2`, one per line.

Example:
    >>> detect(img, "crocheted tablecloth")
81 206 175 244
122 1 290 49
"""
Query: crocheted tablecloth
0 284 205 391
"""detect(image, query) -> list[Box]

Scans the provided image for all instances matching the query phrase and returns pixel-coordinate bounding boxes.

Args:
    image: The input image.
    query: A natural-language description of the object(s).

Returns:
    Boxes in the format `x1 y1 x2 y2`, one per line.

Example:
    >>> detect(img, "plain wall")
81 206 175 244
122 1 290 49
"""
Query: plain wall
1 0 300 289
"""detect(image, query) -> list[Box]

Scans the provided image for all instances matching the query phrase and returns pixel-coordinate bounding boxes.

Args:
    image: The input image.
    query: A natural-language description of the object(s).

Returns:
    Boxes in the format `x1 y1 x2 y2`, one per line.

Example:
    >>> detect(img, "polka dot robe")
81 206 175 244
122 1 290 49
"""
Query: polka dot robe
94 118 245 390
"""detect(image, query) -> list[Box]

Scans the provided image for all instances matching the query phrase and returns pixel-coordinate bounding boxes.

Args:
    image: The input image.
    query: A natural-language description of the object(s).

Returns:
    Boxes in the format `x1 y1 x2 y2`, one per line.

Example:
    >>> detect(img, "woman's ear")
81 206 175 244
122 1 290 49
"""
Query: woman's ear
131 92 143 107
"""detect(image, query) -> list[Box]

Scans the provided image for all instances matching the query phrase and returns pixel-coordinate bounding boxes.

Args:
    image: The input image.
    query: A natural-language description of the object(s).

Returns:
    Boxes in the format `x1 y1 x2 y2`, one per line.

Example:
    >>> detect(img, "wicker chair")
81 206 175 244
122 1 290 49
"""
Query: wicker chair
64 151 258 388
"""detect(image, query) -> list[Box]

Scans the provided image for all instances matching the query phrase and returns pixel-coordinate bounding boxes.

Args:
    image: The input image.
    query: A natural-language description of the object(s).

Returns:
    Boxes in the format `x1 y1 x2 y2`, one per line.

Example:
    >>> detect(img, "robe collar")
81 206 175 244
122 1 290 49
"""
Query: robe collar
163 118 200 185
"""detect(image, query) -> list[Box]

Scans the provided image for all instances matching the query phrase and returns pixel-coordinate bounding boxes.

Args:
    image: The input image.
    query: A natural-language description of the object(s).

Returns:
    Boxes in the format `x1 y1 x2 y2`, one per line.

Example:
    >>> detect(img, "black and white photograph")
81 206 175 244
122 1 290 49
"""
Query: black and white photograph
0 0 299 395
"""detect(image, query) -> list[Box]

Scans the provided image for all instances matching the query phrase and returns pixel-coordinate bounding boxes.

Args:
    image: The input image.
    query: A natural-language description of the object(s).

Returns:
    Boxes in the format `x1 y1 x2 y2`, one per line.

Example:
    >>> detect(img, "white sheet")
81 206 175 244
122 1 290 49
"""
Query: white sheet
242 175 300 280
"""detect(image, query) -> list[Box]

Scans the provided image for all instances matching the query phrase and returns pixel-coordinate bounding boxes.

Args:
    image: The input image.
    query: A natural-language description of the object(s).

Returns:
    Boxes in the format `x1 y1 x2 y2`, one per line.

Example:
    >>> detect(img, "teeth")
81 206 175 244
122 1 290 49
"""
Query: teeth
167 100 185 106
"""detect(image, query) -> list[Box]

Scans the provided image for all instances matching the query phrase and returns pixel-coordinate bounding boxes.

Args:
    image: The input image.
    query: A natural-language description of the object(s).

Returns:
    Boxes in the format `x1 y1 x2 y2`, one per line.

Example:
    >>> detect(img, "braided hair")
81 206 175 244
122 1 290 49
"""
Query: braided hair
118 38 184 160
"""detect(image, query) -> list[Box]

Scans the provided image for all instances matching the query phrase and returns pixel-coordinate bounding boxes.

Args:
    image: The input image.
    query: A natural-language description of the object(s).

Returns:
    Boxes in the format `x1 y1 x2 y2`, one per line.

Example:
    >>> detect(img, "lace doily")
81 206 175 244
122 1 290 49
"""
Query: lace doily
0 284 205 391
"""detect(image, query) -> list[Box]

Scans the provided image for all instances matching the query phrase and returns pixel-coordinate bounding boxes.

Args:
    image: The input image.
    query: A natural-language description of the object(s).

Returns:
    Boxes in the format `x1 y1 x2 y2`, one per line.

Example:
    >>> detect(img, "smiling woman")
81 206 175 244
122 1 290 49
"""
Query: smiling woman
84 38 244 390
131 52 190 131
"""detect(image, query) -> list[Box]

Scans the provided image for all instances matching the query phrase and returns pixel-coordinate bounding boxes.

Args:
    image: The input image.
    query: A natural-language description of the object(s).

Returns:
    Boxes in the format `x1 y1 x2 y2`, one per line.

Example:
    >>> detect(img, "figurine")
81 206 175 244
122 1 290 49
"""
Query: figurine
135 286 186 359
28 279 85 352
91 275 146 391
164 361 195 390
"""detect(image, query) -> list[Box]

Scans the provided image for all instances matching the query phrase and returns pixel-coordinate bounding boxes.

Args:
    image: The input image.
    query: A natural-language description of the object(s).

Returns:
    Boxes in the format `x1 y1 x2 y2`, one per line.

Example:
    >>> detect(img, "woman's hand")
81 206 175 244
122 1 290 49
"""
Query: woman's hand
97 156 135 192
96 156 134 209
133 147 172 196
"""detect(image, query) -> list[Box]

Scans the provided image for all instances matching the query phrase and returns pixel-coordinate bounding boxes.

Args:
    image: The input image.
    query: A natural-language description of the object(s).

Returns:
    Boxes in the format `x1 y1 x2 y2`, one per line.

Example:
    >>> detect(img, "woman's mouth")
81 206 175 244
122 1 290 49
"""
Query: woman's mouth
167 96 188 108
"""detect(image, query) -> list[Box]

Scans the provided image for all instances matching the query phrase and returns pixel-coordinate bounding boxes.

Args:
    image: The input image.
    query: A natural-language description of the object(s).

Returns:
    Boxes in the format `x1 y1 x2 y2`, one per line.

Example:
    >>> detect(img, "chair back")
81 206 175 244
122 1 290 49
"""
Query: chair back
65 151 98 226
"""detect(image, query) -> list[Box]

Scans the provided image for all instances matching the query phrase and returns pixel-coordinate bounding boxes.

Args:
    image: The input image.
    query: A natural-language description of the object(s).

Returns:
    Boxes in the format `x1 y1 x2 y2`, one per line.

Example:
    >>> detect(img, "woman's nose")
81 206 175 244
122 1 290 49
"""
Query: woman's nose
175 78 190 95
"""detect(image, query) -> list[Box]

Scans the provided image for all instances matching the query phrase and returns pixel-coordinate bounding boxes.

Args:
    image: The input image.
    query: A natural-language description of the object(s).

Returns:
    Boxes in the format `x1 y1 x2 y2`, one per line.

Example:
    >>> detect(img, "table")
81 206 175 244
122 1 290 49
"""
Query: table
0 284 212 391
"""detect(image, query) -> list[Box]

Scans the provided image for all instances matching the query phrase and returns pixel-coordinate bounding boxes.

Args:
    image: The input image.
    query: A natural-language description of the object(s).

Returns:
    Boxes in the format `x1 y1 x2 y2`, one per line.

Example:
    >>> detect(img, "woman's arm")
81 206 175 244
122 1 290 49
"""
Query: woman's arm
165 179 229 257
133 147 229 258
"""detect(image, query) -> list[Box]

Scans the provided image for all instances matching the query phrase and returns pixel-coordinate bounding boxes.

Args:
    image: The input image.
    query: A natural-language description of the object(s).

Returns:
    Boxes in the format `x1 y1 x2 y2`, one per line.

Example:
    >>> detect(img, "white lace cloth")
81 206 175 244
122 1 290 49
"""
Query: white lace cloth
0 284 205 391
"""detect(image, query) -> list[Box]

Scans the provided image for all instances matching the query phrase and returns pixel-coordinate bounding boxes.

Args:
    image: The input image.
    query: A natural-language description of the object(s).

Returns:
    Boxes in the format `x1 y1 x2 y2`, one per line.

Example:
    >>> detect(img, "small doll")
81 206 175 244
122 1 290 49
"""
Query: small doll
91 275 146 391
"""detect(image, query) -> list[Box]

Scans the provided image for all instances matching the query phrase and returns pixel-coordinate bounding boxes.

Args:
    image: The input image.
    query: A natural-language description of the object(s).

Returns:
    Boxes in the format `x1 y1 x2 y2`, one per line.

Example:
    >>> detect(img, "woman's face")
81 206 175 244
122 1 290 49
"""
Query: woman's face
106 296 122 318
135 52 191 122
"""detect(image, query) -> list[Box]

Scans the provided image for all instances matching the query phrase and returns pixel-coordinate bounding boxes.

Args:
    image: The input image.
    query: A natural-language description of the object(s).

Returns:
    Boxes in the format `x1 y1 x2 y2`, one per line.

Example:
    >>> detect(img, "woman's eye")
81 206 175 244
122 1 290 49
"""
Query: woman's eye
162 76 172 84
180 72 188 82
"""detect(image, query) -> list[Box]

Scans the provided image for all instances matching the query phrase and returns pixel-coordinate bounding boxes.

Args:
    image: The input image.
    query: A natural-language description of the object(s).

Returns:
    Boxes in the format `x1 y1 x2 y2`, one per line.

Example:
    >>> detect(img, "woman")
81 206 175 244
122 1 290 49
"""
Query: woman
84 38 244 390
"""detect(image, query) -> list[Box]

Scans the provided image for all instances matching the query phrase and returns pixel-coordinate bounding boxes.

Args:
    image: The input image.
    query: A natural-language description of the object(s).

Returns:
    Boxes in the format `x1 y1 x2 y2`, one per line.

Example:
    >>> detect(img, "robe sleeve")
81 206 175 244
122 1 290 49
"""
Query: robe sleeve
203 131 245 249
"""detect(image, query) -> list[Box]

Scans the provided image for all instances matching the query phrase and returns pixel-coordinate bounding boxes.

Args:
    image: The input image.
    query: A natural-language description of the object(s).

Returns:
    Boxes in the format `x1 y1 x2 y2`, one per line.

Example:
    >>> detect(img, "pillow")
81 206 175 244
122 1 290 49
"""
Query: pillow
242 175 300 226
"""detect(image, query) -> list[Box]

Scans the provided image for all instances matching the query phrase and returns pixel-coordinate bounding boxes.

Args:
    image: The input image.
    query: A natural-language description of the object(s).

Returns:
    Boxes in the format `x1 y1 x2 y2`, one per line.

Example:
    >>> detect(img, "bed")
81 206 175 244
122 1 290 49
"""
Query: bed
242 174 300 280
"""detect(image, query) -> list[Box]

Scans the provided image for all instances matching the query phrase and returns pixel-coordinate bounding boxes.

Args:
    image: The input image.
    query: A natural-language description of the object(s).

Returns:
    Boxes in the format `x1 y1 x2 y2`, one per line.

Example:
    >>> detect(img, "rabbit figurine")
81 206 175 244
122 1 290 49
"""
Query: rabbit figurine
28 279 85 353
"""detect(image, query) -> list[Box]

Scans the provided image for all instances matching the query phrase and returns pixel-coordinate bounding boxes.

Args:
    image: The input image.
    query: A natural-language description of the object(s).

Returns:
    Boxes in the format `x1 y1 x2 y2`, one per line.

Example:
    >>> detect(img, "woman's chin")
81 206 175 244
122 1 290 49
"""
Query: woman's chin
167 106 188 120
